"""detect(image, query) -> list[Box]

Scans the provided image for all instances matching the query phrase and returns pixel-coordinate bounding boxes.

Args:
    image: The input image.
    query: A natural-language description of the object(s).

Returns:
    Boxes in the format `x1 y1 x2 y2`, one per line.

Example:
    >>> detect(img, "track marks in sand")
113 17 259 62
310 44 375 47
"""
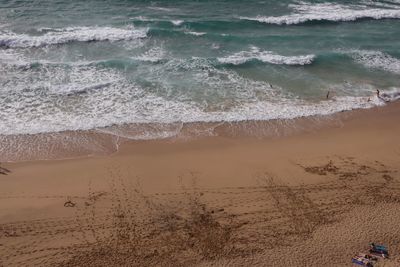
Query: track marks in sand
299 156 398 181
58 176 244 267
0 158 399 266
263 175 331 237
230 174 340 251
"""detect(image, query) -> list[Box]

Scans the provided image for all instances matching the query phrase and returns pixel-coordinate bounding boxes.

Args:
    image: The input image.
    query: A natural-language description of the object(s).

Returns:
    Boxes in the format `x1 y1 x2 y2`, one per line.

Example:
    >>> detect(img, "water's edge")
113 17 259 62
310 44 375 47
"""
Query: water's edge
2 101 399 163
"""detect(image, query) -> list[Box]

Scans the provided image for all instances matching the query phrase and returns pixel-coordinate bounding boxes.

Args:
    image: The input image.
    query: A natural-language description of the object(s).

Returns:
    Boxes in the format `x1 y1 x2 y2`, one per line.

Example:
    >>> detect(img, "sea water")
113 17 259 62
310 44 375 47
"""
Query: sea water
0 0 400 139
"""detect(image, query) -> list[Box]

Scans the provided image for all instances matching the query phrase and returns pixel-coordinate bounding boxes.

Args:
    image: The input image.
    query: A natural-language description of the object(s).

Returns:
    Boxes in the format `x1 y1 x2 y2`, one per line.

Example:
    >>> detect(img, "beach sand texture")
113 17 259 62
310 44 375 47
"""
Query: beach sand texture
0 103 400 266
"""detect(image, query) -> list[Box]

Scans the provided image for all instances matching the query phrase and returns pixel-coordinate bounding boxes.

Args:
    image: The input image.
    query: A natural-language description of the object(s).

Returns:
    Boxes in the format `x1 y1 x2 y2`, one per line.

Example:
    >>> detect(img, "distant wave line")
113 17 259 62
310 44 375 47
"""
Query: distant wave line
240 2 400 25
0 26 148 48
218 46 315 66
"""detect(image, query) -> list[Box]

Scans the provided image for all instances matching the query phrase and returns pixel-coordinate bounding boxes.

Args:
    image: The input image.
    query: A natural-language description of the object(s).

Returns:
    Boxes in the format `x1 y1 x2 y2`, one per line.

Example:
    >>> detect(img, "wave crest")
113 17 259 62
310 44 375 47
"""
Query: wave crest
184 31 206 36
240 2 400 25
217 46 315 66
0 26 148 48
171 20 184 26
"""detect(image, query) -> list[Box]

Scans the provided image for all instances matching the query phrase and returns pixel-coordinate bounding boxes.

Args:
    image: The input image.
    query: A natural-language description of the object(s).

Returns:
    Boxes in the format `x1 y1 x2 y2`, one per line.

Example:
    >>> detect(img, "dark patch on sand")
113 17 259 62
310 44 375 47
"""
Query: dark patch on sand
0 164 10 175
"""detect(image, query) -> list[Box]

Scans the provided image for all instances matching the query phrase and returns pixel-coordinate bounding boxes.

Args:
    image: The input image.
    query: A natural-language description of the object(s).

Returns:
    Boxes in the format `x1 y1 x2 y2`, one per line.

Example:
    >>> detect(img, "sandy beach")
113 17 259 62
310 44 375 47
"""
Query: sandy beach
1 103 400 266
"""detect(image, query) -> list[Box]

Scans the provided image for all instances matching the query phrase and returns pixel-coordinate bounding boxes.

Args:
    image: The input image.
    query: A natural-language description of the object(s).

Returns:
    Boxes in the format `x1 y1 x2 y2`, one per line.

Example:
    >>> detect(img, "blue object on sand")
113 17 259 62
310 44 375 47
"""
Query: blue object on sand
373 244 387 252
370 243 388 253
369 243 389 259
352 256 373 267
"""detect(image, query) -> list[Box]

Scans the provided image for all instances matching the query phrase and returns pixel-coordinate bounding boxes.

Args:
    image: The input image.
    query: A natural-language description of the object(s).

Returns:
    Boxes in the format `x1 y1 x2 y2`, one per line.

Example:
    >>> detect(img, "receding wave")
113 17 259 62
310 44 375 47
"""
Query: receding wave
0 91 389 137
240 2 400 25
218 46 315 66
350 50 400 74
0 26 148 48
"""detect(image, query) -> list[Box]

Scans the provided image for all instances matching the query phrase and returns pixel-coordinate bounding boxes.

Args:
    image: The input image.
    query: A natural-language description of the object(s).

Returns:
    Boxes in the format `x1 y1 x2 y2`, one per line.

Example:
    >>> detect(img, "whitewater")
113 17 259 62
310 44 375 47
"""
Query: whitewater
0 0 400 138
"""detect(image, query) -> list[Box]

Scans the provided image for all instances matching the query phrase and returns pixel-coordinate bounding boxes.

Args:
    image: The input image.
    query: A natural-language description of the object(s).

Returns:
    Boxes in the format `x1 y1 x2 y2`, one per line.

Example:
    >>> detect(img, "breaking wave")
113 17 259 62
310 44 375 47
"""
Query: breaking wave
218 46 315 66
240 2 400 25
350 50 400 74
171 20 184 26
0 26 148 48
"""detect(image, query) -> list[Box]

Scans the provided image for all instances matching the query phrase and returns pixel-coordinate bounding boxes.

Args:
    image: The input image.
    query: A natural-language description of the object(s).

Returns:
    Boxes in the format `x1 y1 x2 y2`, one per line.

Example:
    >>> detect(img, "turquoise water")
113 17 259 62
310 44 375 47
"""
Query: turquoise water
1 0 400 136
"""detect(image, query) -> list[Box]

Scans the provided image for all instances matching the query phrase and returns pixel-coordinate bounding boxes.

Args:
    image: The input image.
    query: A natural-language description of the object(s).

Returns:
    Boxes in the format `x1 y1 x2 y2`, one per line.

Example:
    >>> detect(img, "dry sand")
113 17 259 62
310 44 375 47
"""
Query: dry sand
0 103 400 266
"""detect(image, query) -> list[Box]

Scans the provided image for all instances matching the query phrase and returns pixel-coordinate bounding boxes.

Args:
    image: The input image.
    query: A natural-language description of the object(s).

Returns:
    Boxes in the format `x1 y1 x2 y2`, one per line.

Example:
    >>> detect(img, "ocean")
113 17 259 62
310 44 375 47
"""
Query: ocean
1 0 400 152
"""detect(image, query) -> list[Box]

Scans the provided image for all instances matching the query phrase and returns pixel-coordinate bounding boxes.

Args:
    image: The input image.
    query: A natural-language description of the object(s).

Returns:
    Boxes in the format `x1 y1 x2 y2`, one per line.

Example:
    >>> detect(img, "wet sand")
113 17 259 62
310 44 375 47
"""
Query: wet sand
1 102 400 266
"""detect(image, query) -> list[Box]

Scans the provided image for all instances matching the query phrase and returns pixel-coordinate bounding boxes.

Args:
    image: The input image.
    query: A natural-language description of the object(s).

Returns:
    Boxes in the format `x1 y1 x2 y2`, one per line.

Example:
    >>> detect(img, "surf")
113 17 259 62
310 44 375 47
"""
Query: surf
240 2 400 25
0 26 148 48
217 46 315 66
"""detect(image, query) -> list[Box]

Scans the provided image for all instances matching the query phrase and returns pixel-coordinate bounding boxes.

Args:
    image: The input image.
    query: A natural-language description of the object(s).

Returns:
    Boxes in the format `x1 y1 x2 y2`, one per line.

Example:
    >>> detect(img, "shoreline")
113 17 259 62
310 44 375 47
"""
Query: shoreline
1 100 397 163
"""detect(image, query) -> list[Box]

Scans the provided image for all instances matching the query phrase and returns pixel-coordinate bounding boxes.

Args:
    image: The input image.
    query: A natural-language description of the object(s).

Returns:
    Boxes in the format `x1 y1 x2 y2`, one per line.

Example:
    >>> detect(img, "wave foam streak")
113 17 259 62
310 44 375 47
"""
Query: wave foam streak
0 26 147 48
217 46 315 65
240 2 400 25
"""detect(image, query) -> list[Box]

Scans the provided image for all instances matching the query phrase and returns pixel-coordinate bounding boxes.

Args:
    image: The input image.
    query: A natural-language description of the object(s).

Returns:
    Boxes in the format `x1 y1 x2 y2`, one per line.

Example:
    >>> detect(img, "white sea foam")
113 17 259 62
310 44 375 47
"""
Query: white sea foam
131 47 167 63
0 86 388 136
240 2 400 25
0 51 396 137
1 55 395 136
171 20 184 26
0 49 26 66
147 6 176 12
361 0 400 8
351 50 400 74
0 26 148 48
218 46 315 65
184 31 206 36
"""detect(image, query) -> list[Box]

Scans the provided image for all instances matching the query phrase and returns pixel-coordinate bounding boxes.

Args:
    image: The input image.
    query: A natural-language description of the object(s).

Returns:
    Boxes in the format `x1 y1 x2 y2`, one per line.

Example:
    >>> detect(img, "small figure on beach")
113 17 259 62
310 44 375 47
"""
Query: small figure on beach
326 90 330 99
376 89 388 102
375 89 398 103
